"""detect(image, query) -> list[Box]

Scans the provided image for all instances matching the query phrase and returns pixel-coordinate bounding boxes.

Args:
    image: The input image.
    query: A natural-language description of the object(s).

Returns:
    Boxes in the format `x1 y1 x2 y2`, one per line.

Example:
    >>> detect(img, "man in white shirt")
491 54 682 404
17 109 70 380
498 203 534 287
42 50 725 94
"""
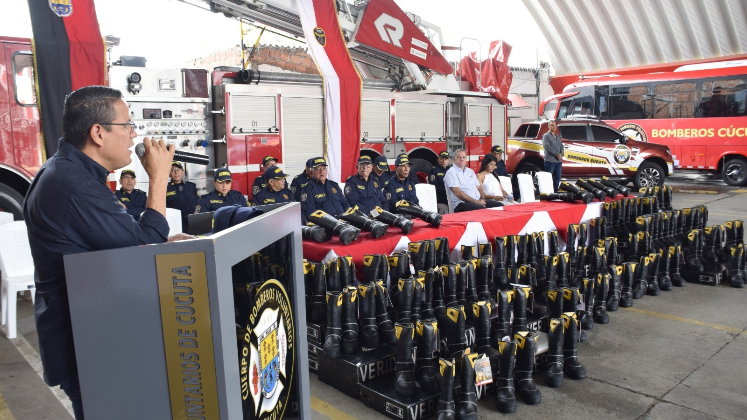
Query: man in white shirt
444 149 504 212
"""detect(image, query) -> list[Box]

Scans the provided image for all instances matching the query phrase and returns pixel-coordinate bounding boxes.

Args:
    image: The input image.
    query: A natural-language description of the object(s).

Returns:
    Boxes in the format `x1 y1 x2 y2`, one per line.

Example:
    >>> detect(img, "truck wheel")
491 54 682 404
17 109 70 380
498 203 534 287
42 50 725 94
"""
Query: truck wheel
0 184 25 220
512 162 542 200
409 158 433 184
722 158 747 186
634 161 665 189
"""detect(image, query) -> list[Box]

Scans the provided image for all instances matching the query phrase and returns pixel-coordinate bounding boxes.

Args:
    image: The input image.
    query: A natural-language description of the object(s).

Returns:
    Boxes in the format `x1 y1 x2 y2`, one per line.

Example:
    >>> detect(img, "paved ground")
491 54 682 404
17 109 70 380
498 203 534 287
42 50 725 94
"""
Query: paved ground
0 177 745 420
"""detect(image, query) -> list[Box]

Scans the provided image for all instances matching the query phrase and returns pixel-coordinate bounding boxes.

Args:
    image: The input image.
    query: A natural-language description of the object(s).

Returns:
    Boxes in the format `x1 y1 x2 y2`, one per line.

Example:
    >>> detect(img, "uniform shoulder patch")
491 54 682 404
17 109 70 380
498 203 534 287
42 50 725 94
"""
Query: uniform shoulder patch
252 186 260 195
291 186 296 193
374 182 378 188
409 185 413 191
429 175 435 182
195 205 201 213
331 187 337 194
345 185 351 194
283 194 289 200
301 193 308 202
386 192 392 200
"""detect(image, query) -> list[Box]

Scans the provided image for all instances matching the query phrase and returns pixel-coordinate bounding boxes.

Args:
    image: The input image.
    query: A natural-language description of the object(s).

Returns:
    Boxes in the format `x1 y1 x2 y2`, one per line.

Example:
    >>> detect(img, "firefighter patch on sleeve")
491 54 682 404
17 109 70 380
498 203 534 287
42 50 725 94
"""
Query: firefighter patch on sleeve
252 186 260 195
301 193 307 202
195 205 201 213
409 185 413 191
331 188 337 194
345 185 351 194
429 175 435 182
283 194 289 200
386 192 392 200
291 186 296 193
374 182 378 188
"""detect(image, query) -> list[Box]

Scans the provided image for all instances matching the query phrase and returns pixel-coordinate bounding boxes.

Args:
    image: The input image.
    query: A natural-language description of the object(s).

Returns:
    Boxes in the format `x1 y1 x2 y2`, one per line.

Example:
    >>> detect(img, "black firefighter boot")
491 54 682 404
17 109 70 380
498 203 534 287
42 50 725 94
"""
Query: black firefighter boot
416 319 440 393
372 206 414 234
461 245 477 261
632 256 649 299
473 301 495 357
517 234 530 266
435 237 450 266
442 264 459 307
424 239 437 271
363 254 382 284
358 282 379 349
493 236 510 290
410 241 428 274
323 291 343 358
374 280 397 344
580 277 595 330
340 207 388 238
411 276 424 324
619 262 635 308
456 261 469 307
538 255 558 305
396 200 442 227
702 226 721 267
562 312 587 380
547 230 560 257
627 232 641 263
494 340 518 414
547 288 564 319
658 248 674 291
512 286 531 335
309 262 327 323
602 202 619 239
457 352 479 420
593 274 610 324
493 291 512 342
395 279 415 324
670 246 686 287
464 261 480 323
567 224 579 266
475 257 498 310
607 265 622 311
646 252 661 296
307 210 360 245
557 252 571 287
395 323 416 397
505 235 519 269
341 286 359 354
338 256 355 288
514 331 542 405
433 269 448 325
562 286 581 314
420 269 436 320
436 359 456 420
327 258 342 294
444 306 467 369
727 245 745 288
578 222 589 248
545 317 565 388
388 252 410 303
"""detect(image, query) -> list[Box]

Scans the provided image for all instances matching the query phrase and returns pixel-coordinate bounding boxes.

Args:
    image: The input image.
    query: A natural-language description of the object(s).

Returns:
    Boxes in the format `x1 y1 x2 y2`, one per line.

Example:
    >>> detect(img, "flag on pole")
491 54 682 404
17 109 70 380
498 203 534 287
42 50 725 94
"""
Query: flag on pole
296 0 362 182
27 0 106 158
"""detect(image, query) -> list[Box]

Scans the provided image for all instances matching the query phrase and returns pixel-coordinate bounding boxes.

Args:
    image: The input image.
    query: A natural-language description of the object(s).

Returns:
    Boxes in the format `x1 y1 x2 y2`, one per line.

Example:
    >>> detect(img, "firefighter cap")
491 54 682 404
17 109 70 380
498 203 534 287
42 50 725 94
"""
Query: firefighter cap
374 156 389 171
358 155 373 165
491 145 504 153
171 161 184 170
265 166 289 180
262 155 278 166
438 151 450 158
310 157 328 168
395 155 410 166
214 168 233 182
120 169 136 178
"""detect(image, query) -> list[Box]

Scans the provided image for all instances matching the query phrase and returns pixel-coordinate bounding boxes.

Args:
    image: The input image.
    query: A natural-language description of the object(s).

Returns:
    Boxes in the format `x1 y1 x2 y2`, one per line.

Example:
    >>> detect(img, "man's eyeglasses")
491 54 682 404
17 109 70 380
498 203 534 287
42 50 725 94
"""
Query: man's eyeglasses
101 121 136 134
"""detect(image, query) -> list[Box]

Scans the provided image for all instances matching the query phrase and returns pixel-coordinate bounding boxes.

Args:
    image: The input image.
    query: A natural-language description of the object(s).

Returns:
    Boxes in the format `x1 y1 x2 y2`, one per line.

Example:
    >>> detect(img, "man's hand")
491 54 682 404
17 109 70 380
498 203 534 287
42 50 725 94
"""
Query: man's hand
168 233 197 242
477 199 486 206
140 137 175 184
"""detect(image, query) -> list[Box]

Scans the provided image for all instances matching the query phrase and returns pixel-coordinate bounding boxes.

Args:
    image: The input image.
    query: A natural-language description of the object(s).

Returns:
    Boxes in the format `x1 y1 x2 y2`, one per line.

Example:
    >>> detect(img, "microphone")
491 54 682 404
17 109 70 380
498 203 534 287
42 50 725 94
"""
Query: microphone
135 142 210 166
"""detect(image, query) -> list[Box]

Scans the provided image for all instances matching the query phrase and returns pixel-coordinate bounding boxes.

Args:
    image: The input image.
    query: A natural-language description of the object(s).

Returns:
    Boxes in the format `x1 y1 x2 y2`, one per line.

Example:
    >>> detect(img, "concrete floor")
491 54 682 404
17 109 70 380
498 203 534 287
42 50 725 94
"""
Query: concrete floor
1 181 746 420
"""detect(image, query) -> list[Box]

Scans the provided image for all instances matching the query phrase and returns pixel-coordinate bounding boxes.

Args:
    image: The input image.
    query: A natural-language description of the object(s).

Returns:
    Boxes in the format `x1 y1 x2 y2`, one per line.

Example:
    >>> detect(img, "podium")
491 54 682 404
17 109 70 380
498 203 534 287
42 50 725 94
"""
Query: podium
65 203 310 420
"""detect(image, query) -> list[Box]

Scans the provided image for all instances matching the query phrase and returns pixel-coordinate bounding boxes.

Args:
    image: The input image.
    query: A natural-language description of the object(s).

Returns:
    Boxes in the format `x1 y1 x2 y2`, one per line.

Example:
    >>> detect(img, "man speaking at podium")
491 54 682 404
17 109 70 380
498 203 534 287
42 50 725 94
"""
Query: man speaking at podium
24 86 179 419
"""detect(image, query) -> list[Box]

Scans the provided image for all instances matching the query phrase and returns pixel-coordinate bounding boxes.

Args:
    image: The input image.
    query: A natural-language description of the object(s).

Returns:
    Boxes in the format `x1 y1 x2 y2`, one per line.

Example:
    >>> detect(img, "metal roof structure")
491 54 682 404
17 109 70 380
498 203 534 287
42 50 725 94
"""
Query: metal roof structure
522 0 747 75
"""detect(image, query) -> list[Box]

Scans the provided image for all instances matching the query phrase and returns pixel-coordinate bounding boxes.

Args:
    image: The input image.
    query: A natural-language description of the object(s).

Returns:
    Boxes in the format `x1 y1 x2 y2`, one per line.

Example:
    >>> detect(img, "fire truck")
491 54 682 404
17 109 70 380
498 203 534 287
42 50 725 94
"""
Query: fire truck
0 0 509 216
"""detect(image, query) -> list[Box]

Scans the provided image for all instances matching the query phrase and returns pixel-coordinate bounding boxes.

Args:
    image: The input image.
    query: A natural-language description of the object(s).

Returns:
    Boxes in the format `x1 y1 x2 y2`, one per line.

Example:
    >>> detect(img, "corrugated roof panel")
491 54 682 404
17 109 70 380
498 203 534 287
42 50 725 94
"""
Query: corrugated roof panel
522 0 747 75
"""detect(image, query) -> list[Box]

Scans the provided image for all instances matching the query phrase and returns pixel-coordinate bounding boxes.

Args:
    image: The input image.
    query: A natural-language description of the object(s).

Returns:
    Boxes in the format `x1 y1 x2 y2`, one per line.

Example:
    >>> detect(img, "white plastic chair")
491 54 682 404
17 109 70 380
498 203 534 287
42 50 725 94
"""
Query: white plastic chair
415 183 438 214
0 212 13 225
445 187 456 213
517 174 537 203
0 221 36 339
536 171 555 195
498 176 513 197
165 208 183 236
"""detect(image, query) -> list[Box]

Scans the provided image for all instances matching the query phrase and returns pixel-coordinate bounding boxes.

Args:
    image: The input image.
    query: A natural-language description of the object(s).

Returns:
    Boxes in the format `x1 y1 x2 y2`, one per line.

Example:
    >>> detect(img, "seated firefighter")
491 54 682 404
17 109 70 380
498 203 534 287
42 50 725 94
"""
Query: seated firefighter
251 155 278 196
344 155 388 215
115 169 147 221
299 157 351 222
383 155 419 213
253 166 294 206
195 168 248 213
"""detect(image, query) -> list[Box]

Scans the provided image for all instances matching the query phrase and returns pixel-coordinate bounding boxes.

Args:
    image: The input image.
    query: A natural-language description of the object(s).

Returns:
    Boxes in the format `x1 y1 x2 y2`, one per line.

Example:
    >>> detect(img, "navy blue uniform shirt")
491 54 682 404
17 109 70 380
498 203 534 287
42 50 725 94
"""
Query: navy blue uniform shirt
299 178 350 222
290 171 312 200
373 171 391 186
166 180 198 230
344 173 388 214
253 186 294 206
23 139 169 386
196 189 248 213
493 159 508 177
252 174 267 196
383 175 419 212
115 188 147 221
428 165 450 205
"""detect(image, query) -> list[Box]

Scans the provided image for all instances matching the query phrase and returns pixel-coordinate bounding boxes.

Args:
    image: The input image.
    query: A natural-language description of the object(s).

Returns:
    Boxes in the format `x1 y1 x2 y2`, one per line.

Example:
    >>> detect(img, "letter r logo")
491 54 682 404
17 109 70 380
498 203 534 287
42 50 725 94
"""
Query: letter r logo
374 13 404 47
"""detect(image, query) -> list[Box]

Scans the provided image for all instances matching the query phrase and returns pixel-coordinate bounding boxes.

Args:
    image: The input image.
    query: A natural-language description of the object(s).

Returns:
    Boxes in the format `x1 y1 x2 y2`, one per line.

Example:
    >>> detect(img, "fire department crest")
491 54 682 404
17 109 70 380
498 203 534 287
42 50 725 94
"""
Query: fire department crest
618 123 648 143
374 182 378 188
613 145 632 164
313 28 326 47
49 0 73 17
253 186 260 195
300 193 307 202
408 185 413 191
241 280 295 420
283 194 289 200
345 185 351 194
331 187 337 194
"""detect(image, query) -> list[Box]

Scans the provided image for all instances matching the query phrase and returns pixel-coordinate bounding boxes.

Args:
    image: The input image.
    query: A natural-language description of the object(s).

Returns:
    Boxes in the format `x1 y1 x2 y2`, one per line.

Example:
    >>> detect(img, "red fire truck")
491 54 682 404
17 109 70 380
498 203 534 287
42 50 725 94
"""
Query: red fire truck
540 62 747 186
0 36 507 216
